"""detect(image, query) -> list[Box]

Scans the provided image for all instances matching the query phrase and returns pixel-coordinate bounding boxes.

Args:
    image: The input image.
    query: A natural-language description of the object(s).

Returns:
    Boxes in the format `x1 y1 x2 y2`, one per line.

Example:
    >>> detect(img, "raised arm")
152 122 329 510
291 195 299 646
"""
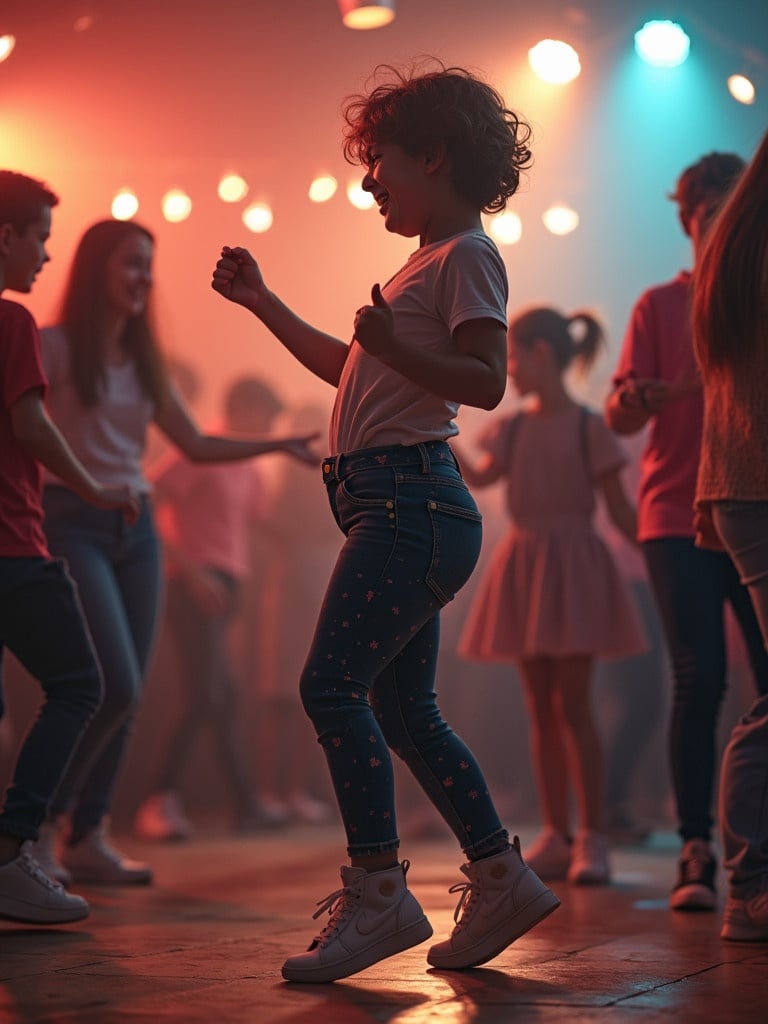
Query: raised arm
211 246 348 387
354 285 507 410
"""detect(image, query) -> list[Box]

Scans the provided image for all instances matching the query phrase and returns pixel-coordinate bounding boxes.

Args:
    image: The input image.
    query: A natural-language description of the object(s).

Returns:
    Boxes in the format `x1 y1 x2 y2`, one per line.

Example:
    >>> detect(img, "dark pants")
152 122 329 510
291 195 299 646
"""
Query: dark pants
643 537 768 842
300 441 508 860
157 572 256 814
43 488 162 841
0 557 102 840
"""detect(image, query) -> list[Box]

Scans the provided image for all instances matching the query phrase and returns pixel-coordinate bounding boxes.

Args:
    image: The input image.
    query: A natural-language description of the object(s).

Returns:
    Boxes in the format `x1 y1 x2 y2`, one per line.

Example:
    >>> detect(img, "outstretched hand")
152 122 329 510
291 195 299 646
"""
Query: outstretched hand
211 246 266 310
282 431 323 466
353 284 396 360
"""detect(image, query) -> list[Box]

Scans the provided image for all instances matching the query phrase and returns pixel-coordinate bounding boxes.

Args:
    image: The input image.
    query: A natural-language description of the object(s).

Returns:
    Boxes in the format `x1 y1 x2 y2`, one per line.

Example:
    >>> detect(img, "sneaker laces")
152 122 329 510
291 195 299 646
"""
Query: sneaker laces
447 872 479 933
309 880 362 947
18 844 66 894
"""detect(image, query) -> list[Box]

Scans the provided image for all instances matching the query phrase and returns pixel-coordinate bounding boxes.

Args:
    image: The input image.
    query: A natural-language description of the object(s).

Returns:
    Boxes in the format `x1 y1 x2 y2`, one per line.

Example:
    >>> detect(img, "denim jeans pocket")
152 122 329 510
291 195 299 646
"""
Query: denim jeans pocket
425 496 482 604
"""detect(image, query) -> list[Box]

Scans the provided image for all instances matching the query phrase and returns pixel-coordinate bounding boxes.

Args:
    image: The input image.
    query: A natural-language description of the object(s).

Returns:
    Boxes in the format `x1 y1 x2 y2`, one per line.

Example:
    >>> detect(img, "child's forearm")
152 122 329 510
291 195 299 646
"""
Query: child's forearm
378 342 505 410
248 289 349 387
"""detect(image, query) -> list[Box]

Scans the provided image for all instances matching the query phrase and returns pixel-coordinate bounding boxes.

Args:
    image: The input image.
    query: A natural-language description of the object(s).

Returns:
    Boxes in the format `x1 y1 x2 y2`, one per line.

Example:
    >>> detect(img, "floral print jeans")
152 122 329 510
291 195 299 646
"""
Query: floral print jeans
300 440 509 859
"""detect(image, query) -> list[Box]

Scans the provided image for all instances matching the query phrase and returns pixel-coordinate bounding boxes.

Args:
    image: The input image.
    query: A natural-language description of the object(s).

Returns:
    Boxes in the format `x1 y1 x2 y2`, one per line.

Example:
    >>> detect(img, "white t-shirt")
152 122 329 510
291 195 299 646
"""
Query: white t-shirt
329 229 508 454
40 325 154 492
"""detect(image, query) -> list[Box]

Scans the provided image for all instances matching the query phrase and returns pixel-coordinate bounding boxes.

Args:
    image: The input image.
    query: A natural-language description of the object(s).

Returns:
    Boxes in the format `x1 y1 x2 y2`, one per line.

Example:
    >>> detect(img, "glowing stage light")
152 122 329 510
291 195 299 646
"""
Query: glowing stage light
528 40 581 84
162 190 192 223
728 74 756 105
347 182 375 210
111 190 139 221
489 211 522 246
542 204 580 236
337 1 395 30
0 35 15 63
634 20 690 68
218 174 249 202
309 175 338 203
242 202 273 233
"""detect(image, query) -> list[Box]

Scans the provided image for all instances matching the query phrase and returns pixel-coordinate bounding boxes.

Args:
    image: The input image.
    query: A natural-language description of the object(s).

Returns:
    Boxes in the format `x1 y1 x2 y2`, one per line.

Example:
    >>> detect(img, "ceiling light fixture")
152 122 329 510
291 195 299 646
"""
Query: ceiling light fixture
337 1 395 30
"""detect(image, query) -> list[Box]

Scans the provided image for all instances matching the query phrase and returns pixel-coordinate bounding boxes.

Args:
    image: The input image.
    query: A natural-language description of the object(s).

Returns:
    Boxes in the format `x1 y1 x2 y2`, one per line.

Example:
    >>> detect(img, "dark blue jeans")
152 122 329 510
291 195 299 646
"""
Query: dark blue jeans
42 488 162 841
300 441 509 860
643 537 768 842
0 557 102 840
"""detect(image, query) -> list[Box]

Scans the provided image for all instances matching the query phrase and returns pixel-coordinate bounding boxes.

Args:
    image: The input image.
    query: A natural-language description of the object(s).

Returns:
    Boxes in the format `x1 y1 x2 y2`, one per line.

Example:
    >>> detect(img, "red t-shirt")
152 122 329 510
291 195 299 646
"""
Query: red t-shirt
0 298 49 557
613 272 701 541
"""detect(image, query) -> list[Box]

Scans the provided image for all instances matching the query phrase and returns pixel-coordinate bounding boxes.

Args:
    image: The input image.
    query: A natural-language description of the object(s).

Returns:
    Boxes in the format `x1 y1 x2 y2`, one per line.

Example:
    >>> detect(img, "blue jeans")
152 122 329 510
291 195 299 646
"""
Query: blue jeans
643 536 768 843
713 501 768 893
0 557 102 840
300 441 509 860
42 487 162 840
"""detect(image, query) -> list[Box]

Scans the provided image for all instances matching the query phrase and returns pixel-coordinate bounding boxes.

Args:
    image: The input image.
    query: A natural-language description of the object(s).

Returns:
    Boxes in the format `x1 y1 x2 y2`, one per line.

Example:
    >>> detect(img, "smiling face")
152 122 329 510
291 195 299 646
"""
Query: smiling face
361 141 432 239
2 206 52 293
105 230 153 318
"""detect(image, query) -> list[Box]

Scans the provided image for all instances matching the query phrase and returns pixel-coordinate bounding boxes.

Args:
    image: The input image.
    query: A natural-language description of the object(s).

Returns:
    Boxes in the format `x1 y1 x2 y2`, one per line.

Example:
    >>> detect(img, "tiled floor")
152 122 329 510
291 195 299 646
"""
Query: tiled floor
1 825 766 1023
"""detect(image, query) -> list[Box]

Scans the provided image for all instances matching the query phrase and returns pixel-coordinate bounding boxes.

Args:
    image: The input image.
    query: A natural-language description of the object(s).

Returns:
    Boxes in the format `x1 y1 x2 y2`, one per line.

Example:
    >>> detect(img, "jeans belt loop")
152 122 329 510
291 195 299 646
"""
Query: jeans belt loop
417 442 430 475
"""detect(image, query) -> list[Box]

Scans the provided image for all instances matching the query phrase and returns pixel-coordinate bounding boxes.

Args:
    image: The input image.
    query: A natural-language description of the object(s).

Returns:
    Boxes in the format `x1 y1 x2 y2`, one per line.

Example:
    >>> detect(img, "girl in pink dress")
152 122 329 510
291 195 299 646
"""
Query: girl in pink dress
456 306 645 885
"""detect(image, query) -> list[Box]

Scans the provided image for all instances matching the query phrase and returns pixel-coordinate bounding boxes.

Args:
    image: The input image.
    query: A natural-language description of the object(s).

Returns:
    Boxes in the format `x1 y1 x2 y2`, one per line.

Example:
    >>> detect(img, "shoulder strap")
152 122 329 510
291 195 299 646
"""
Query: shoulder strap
578 404 592 481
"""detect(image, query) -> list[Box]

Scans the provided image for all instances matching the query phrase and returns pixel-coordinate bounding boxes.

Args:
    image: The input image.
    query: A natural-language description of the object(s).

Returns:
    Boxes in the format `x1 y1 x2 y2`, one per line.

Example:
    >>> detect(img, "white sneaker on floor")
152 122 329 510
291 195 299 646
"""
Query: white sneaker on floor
282 860 433 983
0 842 89 924
63 823 152 885
523 829 572 881
567 830 611 885
721 885 768 941
427 838 560 970
134 792 192 842
30 818 72 887
289 792 333 824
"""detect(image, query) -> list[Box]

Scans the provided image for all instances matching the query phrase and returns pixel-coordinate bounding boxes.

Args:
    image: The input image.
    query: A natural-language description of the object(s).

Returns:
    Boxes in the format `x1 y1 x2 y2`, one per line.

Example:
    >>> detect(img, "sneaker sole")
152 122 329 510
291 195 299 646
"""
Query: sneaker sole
427 888 561 970
281 915 433 983
0 903 89 925
669 883 717 911
721 921 768 941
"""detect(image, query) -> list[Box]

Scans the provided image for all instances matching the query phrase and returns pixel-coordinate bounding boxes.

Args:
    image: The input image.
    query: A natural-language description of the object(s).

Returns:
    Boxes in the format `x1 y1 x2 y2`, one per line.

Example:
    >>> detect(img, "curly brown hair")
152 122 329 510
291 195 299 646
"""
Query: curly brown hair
342 62 532 214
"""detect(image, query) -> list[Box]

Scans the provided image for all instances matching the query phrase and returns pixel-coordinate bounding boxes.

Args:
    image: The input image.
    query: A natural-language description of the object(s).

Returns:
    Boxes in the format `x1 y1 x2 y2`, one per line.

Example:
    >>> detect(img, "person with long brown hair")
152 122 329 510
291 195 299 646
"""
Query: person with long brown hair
31 219 317 887
693 127 768 943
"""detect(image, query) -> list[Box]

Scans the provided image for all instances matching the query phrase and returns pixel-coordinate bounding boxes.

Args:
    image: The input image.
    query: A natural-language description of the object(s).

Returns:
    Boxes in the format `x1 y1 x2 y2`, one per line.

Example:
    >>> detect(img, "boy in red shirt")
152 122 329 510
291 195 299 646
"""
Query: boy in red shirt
0 170 136 923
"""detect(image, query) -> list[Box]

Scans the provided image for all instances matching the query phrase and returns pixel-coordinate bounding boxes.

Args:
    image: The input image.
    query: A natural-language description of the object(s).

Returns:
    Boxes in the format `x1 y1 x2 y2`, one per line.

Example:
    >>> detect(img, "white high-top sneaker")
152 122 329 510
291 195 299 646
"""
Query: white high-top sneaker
427 837 560 970
30 818 72 887
0 843 89 924
282 860 433 983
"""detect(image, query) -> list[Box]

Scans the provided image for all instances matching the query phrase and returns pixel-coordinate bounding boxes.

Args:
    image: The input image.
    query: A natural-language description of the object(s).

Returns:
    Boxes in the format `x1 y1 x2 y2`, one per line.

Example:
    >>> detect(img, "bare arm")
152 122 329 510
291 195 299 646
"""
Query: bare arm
598 467 638 546
154 387 320 464
10 390 139 516
450 440 503 487
354 285 507 410
211 246 348 387
606 375 702 434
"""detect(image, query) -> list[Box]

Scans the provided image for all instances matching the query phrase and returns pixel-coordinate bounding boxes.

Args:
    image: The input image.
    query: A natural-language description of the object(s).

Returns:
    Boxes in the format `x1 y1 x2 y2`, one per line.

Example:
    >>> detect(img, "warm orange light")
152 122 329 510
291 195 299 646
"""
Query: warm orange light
337 1 395 30
347 182 375 210
727 74 756 105
489 211 522 245
542 204 580 235
528 39 581 84
242 202 273 233
112 190 139 221
309 175 338 203
218 174 249 202
162 189 192 223
0 35 15 63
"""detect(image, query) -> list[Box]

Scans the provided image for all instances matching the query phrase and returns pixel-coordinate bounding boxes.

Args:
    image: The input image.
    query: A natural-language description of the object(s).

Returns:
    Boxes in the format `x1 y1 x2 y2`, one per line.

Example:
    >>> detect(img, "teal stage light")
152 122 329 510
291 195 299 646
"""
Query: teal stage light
634 20 691 68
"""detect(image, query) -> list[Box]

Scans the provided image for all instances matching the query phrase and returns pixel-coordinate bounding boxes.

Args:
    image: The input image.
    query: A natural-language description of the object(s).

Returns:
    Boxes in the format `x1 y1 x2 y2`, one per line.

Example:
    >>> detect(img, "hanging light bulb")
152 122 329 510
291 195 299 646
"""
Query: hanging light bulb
528 40 581 85
727 74 756 105
0 35 15 63
336 1 395 30
634 20 690 68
